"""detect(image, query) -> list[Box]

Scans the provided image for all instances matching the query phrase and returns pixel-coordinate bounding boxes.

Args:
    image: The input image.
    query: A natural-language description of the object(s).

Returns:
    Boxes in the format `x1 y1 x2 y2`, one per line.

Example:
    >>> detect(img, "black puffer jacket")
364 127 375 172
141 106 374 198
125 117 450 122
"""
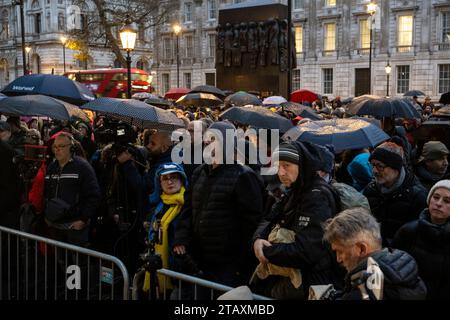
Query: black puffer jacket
340 248 427 300
363 171 427 245
174 163 264 277
393 209 450 300
252 141 345 294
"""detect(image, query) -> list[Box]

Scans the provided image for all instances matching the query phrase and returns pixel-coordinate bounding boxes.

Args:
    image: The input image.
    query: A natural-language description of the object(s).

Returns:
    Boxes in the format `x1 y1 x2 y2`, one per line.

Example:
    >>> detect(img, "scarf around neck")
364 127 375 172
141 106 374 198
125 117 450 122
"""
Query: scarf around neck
378 167 406 194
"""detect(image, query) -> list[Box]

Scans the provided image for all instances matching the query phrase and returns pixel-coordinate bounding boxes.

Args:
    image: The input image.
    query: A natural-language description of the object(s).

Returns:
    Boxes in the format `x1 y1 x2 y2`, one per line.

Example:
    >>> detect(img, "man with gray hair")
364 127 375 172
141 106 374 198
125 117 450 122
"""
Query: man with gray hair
323 207 426 300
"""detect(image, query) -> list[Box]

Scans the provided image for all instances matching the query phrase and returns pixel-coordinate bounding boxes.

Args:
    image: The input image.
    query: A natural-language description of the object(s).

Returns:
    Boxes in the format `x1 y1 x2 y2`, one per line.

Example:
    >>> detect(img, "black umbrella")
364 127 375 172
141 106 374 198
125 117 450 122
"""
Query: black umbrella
414 119 450 151
189 85 226 99
434 106 450 117
81 97 184 131
347 98 421 119
224 91 262 107
176 92 223 107
0 95 89 122
144 96 172 108
439 91 450 104
1 74 95 106
282 118 390 151
220 106 293 133
404 90 426 97
280 102 322 120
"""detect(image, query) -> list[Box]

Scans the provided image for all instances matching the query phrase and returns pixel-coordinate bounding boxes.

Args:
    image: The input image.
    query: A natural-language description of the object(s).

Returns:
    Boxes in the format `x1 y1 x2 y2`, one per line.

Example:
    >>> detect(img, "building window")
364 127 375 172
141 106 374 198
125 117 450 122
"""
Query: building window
295 26 303 53
185 35 193 58
439 64 450 94
325 0 336 7
442 12 450 43
184 2 193 23
58 0 63 4
162 73 170 93
293 0 303 10
164 38 172 59
397 65 410 94
138 24 145 42
359 18 370 49
35 13 41 34
58 12 65 31
184 72 192 89
0 10 9 40
205 72 215 86
208 0 217 20
208 34 216 57
398 15 413 48
292 69 301 91
324 23 336 52
323 68 333 94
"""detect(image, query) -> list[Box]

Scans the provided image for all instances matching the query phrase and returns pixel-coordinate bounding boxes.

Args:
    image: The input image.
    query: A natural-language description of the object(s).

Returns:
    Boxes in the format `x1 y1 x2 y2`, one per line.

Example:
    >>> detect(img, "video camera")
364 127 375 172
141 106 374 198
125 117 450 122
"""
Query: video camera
94 119 137 146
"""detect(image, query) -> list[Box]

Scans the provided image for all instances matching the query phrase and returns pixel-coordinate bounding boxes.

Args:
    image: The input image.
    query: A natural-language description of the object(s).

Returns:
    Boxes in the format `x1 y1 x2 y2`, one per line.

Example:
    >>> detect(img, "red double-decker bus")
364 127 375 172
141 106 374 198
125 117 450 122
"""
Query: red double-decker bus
64 68 153 98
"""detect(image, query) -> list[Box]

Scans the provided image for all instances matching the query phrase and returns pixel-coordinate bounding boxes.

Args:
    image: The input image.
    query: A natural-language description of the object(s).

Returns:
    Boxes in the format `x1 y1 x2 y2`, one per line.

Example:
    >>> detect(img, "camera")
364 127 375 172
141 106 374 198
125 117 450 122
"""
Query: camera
94 119 137 146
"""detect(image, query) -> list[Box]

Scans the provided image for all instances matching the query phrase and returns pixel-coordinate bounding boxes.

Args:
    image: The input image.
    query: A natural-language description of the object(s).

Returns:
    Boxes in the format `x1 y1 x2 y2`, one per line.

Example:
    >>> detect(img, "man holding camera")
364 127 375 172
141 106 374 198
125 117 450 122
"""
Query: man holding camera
43 132 101 246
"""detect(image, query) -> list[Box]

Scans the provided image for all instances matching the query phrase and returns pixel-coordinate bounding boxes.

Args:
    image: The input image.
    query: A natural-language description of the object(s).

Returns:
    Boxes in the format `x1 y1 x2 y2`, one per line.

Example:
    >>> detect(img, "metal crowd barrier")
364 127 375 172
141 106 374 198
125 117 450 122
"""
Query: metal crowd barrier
0 225 129 300
132 268 272 300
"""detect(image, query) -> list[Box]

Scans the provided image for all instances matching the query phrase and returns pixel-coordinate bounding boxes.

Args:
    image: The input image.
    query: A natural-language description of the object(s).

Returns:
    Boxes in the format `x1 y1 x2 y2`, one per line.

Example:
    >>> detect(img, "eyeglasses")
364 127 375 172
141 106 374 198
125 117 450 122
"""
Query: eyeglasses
160 174 180 183
52 144 71 151
370 162 387 171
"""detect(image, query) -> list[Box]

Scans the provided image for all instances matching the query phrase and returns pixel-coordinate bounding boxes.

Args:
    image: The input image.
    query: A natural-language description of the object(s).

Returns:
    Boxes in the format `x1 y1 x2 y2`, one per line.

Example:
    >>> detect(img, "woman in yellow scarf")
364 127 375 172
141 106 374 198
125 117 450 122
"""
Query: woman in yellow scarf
143 162 187 295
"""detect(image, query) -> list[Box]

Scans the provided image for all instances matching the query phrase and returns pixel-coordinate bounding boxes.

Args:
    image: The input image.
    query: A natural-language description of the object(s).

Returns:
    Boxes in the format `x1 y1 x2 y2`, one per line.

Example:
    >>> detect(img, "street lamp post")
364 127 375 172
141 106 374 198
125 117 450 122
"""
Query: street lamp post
25 45 31 74
367 2 377 95
385 62 392 98
60 36 67 73
120 22 137 99
173 24 181 88
14 0 27 75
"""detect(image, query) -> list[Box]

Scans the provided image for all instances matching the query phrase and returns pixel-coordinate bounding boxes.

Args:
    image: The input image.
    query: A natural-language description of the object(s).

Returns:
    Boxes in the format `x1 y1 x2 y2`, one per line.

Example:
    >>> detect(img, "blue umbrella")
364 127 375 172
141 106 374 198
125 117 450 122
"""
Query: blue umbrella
404 90 425 97
1 74 95 106
280 102 322 120
81 97 184 131
347 98 421 119
0 95 89 122
282 118 390 151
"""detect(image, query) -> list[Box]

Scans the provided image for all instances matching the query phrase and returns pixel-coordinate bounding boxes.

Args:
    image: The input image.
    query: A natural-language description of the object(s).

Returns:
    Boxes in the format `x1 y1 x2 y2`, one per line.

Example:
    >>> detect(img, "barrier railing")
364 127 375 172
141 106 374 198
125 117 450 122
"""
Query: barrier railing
132 268 272 300
0 225 129 300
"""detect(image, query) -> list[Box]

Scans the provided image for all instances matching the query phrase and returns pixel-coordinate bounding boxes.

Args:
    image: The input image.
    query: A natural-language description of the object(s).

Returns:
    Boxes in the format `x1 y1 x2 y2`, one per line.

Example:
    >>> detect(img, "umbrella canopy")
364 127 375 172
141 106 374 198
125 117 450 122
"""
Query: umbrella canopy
280 102 322 120
404 90 426 97
131 92 154 101
346 94 380 111
220 106 294 133
164 88 189 100
439 91 450 105
290 89 320 104
224 91 262 107
189 85 226 99
0 94 89 122
81 97 184 131
414 119 450 149
1 74 95 106
282 118 390 151
262 96 288 106
347 98 421 119
342 97 354 105
176 92 223 107
223 90 234 97
144 96 172 108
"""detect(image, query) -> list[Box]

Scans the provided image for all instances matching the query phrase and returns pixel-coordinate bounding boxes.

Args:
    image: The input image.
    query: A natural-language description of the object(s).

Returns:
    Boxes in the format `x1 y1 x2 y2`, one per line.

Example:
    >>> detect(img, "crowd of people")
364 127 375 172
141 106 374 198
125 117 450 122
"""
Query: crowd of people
0 92 449 301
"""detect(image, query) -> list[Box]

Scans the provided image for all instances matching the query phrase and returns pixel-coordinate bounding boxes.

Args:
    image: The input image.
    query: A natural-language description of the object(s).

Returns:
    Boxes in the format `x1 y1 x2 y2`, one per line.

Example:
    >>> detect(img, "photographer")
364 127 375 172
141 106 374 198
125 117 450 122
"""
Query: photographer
43 132 100 246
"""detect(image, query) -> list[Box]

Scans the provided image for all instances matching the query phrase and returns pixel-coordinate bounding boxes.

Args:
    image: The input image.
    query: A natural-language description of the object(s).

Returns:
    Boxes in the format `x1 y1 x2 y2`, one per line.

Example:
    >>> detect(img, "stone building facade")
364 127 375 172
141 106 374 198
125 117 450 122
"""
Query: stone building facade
0 0 153 88
152 0 450 100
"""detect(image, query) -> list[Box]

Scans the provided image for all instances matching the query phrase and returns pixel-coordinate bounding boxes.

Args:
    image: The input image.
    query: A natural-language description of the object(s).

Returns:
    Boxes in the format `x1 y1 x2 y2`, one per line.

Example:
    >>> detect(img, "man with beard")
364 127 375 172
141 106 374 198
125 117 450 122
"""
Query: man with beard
363 142 428 246
415 141 449 191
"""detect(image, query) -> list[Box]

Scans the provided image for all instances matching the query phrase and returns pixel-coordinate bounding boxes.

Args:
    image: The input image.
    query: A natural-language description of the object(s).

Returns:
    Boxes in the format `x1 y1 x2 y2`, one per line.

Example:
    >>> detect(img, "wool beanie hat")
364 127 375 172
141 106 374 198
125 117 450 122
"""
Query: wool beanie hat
272 142 301 165
427 179 450 205
369 142 404 171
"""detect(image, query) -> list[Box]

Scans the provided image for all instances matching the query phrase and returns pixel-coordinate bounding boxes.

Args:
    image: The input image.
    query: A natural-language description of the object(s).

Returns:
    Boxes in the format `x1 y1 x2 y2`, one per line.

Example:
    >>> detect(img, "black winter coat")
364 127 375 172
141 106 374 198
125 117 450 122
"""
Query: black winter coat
393 209 450 299
44 156 101 223
340 248 427 300
174 163 264 277
363 172 427 245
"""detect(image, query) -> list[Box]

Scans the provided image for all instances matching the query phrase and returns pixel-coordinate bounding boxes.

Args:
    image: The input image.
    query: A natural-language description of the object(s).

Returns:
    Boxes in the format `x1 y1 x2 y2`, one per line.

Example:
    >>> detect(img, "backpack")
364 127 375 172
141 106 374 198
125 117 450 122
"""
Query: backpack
331 182 371 212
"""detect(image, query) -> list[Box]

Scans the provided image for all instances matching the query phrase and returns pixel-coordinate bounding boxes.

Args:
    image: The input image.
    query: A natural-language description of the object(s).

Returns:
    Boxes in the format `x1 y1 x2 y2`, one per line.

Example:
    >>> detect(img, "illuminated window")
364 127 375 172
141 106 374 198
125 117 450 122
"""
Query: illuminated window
398 15 413 47
325 0 336 7
324 23 336 51
442 12 450 43
295 26 303 53
360 18 370 48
